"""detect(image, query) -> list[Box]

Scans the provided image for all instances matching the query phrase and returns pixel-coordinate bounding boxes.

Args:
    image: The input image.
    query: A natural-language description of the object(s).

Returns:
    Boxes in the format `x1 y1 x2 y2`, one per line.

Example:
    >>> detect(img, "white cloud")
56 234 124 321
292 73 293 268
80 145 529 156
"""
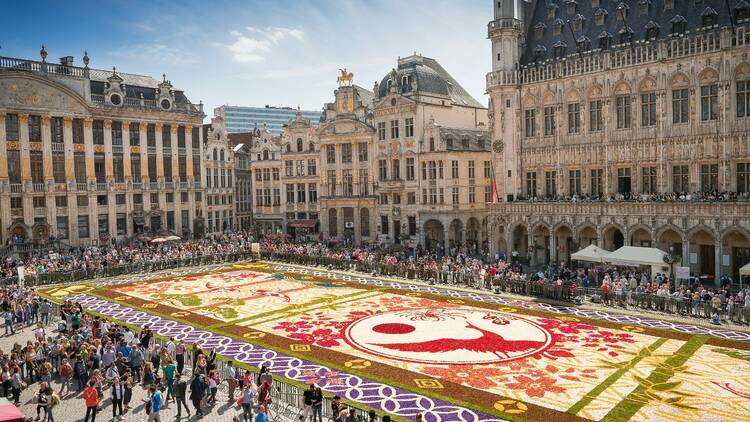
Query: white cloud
226 26 304 63
108 43 198 66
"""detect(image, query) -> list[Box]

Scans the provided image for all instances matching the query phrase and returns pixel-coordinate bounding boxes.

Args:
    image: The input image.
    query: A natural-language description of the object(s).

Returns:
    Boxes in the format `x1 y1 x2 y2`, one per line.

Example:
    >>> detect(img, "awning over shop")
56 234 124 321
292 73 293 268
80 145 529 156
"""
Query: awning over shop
570 244 610 263
603 246 671 277
288 219 318 229
740 262 750 277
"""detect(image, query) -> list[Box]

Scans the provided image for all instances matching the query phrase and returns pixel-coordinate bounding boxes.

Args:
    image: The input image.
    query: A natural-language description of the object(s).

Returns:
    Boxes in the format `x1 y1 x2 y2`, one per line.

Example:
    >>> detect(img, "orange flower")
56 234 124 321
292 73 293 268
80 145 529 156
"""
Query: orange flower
504 374 566 397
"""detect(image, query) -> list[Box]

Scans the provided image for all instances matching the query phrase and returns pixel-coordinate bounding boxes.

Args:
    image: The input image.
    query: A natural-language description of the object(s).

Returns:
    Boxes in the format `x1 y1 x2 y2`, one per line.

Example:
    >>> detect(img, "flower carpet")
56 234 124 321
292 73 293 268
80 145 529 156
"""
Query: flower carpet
40 262 750 422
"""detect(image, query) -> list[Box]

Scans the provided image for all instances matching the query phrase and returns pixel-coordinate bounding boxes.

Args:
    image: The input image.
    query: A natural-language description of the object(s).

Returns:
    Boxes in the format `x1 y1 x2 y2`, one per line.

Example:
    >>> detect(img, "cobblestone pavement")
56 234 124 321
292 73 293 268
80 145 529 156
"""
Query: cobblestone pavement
0 321 298 422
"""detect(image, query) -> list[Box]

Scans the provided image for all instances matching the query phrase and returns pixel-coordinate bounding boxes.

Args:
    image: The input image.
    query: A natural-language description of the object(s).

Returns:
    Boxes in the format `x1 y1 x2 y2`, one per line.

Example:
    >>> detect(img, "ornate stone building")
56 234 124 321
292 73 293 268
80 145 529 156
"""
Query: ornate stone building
487 0 750 283
248 125 283 234
202 114 235 234
280 111 320 237
318 82 378 243
232 140 253 231
370 54 490 250
0 50 206 247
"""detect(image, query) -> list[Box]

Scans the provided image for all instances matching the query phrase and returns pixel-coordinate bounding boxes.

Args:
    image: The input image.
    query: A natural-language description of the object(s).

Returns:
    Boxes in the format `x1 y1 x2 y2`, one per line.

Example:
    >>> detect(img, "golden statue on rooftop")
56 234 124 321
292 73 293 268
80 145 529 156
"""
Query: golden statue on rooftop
337 68 353 86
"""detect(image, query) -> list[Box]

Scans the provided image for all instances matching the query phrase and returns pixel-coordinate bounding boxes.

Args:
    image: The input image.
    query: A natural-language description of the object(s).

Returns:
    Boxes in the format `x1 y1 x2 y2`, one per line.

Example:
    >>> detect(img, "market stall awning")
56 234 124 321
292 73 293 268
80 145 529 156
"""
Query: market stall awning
603 246 668 267
288 219 317 229
570 244 610 263
740 262 750 276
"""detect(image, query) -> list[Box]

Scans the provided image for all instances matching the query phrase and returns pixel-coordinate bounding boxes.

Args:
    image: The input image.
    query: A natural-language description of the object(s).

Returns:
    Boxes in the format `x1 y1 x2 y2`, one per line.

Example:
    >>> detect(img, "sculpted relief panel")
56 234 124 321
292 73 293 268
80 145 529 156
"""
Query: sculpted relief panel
0 76 88 114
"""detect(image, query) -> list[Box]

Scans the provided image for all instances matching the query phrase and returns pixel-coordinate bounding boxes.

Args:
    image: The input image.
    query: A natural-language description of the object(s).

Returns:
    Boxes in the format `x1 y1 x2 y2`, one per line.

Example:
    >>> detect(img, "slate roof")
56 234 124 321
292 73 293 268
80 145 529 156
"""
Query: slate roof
521 0 742 65
441 127 491 151
376 55 485 109
89 68 192 104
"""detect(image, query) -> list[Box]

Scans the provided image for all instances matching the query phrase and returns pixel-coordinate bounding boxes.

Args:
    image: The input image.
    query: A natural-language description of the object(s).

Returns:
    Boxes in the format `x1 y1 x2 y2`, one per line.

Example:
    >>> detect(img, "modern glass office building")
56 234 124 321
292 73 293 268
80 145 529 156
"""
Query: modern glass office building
215 105 321 134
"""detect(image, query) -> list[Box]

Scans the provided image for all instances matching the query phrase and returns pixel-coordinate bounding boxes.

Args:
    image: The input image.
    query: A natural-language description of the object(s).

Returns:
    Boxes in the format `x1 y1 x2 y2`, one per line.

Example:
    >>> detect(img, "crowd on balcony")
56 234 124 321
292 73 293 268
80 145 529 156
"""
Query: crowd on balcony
513 190 750 203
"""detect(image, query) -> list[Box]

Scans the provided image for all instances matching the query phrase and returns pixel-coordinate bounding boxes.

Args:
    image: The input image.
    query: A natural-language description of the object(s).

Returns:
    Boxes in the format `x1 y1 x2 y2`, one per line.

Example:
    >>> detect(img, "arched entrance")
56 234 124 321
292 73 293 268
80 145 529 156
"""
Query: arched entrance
531 224 551 265
423 220 445 251
554 225 574 265
689 227 716 277
578 225 598 247
722 229 750 283
7 222 29 243
466 217 480 253
448 219 463 248
657 226 683 255
603 225 625 251
630 226 652 247
511 224 529 261
493 225 507 258
32 222 50 242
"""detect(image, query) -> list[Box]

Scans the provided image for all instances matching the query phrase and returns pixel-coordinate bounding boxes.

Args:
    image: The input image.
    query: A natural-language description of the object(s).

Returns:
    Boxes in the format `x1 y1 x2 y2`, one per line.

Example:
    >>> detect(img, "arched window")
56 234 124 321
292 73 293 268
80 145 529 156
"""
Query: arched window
328 208 338 237
213 148 218 161
360 208 370 237
286 144 291 153
308 143 314 152
263 150 269 160
220 149 225 161
670 15 687 34
297 138 303 152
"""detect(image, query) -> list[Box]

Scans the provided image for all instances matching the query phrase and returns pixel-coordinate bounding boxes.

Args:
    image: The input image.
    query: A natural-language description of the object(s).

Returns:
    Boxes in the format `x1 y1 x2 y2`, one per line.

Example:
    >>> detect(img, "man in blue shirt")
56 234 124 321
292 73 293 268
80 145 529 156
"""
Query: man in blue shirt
256 405 268 422
147 384 162 422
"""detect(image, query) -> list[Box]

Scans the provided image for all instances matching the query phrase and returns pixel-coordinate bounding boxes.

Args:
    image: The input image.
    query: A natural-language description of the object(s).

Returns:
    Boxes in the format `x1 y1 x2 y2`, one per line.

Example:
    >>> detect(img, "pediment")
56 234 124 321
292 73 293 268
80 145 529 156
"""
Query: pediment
0 74 89 114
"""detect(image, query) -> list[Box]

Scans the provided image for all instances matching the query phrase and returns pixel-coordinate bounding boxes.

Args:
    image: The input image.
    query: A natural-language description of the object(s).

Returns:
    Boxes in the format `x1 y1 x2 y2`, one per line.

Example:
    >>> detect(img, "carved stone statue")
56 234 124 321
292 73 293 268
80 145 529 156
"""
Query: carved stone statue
337 68 354 86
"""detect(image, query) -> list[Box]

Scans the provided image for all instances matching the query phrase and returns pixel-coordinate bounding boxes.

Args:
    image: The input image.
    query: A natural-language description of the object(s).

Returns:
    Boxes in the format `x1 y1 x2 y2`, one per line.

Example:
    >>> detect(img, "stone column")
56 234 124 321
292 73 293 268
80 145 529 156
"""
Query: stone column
0 112 7 244
528 232 536 266
19 114 33 227
41 115 56 231
83 118 94 184
63 117 75 181
104 120 117 238
155 123 164 208
681 234 689 268
549 233 556 265
122 121 131 180
139 122 148 183
715 240 722 282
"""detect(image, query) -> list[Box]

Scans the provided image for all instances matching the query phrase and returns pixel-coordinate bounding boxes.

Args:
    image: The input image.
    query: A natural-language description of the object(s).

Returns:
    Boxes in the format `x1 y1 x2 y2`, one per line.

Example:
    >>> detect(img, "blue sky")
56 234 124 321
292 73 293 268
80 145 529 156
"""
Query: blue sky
2 0 491 120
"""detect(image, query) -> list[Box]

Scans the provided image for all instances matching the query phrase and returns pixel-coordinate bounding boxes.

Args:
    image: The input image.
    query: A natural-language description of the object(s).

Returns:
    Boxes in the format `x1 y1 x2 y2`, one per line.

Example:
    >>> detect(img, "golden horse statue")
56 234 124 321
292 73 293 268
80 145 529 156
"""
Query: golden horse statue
337 68 354 86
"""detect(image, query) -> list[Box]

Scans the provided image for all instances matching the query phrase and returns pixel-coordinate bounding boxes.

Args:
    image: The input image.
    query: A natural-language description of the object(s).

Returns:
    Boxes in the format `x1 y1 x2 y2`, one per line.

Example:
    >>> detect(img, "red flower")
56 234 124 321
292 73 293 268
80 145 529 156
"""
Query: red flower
504 374 566 397
421 364 508 389
289 328 341 347
273 320 313 333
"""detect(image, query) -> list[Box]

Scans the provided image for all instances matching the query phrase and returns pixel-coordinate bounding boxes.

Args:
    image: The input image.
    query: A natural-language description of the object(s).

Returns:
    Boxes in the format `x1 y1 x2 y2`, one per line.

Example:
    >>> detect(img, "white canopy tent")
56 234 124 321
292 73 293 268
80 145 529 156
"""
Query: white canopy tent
570 244 610 263
603 246 671 277
740 262 750 277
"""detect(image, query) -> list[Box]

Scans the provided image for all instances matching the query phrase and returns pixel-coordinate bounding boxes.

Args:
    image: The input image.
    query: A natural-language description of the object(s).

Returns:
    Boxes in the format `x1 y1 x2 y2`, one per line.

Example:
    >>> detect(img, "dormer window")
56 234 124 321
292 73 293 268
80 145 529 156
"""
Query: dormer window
386 79 393 90
477 138 485 149
595 8 608 25
535 22 547 39
446 136 453 148
599 31 613 49
573 14 585 32
461 138 469 149
638 0 651 15
591 0 600 8
619 26 633 44
737 0 750 21
664 0 674 10
577 35 592 51
671 15 687 34
547 3 559 19
401 75 412 92
645 21 660 39
616 2 629 22
565 0 578 15
553 41 567 58
553 18 564 35
534 45 547 61
701 6 718 27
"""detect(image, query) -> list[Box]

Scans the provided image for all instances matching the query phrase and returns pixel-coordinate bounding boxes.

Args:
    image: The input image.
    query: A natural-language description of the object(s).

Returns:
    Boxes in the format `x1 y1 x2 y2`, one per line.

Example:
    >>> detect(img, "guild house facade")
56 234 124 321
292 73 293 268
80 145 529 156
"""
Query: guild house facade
486 0 750 283
0 49 207 248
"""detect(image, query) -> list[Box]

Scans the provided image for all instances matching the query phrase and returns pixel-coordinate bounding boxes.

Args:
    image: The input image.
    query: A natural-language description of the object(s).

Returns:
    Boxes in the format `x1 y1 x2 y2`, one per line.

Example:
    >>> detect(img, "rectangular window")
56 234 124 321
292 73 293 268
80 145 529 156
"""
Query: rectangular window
589 100 603 131
390 120 399 139
273 189 280 206
78 215 90 238
672 89 689 123
163 156 172 182
526 172 537 197
568 169 581 195
543 106 556 136
116 213 127 236
296 160 304 176
484 161 491 178
428 161 437 180
407 192 416 204
307 159 317 176
468 186 476 203
378 160 387 181
616 95 631 128
326 145 335 164
617 167 632 194
672 165 689 191
430 188 437 204
297 183 306 202
73 118 84 143
342 170 353 196
738 81 750 118
5 113 19 141
737 163 750 192
93 119 104 144
358 169 369 195
308 183 318 203
524 109 536 138
147 124 156 147
567 103 580 133
357 142 368 161
451 160 459 179
111 121 122 145
468 161 475 179
177 126 185 148
52 153 65 183
341 143 352 163
285 160 294 177
391 159 400 180
30 151 44 184
33 196 46 208
641 92 656 127
700 164 718 191
408 216 416 236
178 156 187 180
113 155 124 183
55 196 67 207
405 118 414 137
327 170 337 196
7 150 21 183
162 124 172 147
56 216 68 240
377 122 386 140
381 216 389 235
77 195 88 208
642 166 657 193
545 171 557 197
484 185 491 203
286 184 295 204
129 122 140 145
51 117 64 143
701 84 718 121
272 168 279 180
406 157 415 180
28 115 42 142
452 187 459 204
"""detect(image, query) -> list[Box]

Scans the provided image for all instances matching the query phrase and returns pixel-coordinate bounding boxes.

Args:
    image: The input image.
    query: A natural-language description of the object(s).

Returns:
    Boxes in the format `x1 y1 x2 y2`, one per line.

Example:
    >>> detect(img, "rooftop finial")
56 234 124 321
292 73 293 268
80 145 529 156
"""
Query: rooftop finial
83 51 90 67
163 73 166 83
39 45 47 62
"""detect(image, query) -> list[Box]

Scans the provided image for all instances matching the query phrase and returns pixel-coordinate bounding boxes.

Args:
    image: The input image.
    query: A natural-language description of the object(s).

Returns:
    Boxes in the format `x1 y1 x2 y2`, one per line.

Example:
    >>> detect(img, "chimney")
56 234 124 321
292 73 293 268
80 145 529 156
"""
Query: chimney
59 56 74 67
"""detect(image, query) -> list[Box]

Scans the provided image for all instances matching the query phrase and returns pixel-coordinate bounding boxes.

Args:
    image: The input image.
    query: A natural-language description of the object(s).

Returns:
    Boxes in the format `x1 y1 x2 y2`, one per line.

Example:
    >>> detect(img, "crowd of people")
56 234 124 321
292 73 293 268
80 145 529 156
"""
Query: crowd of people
513 190 750 203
